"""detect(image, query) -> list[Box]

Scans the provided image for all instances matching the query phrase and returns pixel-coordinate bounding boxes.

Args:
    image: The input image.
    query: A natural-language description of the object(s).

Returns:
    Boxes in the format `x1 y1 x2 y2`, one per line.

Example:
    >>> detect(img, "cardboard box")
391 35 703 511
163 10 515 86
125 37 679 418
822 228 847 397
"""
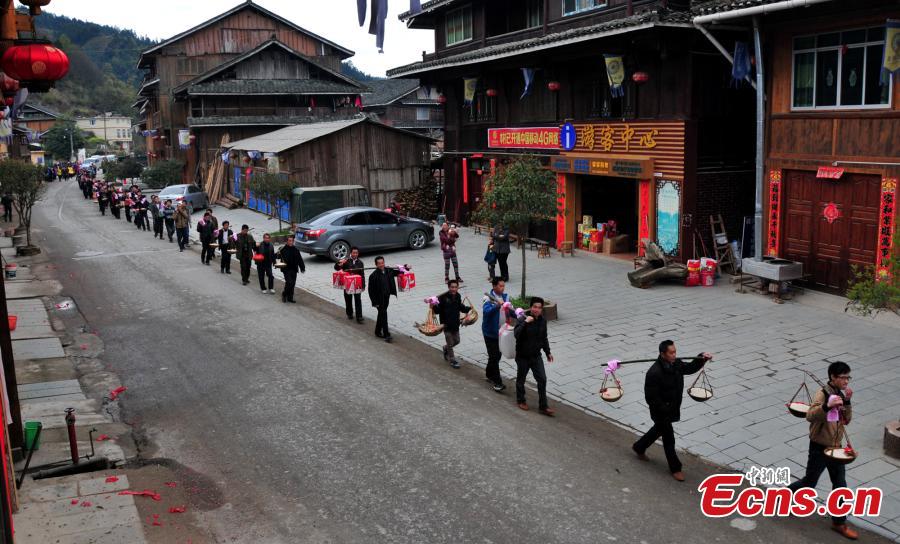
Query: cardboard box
602 234 631 254
588 241 601 253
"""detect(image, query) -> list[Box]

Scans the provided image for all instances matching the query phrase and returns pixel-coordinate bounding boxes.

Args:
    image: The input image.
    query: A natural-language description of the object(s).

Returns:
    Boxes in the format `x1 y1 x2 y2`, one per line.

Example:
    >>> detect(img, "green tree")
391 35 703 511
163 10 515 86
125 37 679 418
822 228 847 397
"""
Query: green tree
43 120 86 160
249 173 294 231
0 160 47 248
141 160 184 189
103 157 143 182
845 226 900 316
472 157 561 300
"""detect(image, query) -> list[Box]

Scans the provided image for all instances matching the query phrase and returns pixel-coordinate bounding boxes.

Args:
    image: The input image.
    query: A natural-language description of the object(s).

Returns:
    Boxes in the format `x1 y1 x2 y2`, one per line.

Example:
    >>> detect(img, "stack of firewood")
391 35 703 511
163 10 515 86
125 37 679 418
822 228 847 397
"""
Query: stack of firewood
393 177 438 220
203 134 230 202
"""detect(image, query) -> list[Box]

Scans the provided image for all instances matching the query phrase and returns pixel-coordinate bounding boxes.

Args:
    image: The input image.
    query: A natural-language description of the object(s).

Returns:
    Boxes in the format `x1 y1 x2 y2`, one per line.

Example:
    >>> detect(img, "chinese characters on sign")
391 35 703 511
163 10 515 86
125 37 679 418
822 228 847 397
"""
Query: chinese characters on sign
549 156 651 179
876 178 897 280
487 127 560 150
656 180 681 256
767 170 783 257
576 123 659 153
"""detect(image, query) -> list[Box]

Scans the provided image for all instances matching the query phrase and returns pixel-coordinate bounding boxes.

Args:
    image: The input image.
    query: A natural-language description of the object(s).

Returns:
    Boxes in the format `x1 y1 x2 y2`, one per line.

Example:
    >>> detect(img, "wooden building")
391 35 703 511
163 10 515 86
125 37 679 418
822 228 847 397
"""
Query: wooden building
16 103 60 135
388 0 756 260
361 79 445 138
134 0 357 183
695 0 899 292
225 117 433 210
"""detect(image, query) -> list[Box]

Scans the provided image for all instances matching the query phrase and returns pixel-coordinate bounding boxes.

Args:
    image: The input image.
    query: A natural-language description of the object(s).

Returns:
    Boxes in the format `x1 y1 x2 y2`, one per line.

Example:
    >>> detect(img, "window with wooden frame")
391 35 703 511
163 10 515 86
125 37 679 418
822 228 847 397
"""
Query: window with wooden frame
562 0 607 17
463 90 497 124
792 27 891 110
445 5 473 46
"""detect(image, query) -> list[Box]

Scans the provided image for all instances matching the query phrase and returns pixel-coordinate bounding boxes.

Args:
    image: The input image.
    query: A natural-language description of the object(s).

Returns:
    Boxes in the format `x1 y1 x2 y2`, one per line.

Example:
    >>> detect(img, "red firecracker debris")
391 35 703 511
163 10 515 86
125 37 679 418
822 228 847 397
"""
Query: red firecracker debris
164 482 177 488
96 434 111 442
71 499 79 505
119 489 162 501
81 501 92 507
152 514 163 526
108 386 127 401
105 476 119 483
80 344 88 350
168 505 186 514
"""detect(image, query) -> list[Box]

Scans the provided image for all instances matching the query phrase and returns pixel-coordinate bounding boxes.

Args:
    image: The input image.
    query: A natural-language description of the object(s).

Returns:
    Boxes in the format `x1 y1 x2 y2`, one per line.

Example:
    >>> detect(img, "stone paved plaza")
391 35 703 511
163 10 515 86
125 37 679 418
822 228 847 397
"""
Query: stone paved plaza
197 208 900 539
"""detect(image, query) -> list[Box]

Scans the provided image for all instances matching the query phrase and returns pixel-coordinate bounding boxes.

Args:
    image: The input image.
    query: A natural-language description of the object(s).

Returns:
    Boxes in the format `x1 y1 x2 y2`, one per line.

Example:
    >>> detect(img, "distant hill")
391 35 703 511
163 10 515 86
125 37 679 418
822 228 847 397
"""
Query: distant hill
341 61 382 82
24 10 156 118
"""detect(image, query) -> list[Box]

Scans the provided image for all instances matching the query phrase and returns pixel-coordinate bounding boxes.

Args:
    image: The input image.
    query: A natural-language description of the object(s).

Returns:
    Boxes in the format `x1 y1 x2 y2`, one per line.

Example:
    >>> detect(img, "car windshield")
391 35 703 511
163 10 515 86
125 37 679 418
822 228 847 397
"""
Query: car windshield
305 211 342 226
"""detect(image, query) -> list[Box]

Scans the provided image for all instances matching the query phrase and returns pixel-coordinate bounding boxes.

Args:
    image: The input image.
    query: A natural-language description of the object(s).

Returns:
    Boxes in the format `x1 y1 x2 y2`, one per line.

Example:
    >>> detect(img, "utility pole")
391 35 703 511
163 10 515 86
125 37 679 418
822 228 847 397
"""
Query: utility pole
66 128 74 162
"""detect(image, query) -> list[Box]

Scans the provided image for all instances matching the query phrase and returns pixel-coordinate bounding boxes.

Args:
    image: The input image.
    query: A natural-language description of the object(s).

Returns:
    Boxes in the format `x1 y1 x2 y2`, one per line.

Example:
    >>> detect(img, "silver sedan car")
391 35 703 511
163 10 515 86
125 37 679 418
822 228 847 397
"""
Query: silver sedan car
295 207 435 261
158 184 209 213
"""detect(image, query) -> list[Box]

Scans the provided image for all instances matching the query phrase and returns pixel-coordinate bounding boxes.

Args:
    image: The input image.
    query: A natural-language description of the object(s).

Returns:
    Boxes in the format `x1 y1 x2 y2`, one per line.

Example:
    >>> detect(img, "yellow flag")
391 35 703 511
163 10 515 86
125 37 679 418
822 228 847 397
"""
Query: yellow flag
604 55 625 97
885 20 900 74
463 78 478 105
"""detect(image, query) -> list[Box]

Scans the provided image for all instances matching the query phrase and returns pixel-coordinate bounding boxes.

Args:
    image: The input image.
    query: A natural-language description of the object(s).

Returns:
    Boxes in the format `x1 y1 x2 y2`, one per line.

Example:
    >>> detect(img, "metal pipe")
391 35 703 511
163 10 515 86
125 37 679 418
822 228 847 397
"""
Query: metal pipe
693 0 835 24
693 24 757 90
753 16 765 261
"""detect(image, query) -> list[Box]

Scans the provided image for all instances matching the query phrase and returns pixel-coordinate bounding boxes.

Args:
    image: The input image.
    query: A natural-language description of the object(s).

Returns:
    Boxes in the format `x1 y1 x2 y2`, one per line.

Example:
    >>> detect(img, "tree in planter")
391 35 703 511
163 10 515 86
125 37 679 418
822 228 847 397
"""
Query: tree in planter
472 156 561 300
845 225 900 316
249 173 294 232
141 160 184 189
0 160 47 248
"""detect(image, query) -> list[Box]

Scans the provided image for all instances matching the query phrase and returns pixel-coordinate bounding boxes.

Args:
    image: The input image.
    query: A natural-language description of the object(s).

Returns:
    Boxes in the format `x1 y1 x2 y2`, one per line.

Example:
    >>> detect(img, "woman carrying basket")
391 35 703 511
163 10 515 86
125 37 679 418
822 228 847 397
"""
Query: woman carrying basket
788 362 857 541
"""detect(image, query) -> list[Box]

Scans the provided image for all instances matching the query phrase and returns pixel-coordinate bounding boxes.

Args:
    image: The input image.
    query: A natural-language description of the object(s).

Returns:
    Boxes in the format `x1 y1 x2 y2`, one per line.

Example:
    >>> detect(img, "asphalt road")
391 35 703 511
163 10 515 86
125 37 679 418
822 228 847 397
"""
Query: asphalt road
30 182 890 544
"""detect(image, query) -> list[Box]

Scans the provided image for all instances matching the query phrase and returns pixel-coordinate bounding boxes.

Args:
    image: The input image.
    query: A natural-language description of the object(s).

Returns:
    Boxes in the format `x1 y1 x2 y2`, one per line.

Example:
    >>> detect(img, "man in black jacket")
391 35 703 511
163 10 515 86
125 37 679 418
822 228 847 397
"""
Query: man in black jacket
633 340 712 481
149 196 164 239
198 211 216 265
256 233 277 294
367 256 409 343
278 236 305 303
433 280 470 369
334 247 365 323
217 221 234 274
514 297 555 415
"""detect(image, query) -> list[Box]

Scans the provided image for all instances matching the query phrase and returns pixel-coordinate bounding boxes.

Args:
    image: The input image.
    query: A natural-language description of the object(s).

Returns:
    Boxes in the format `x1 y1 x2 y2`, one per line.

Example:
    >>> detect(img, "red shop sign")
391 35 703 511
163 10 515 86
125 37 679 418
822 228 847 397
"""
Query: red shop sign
816 167 845 179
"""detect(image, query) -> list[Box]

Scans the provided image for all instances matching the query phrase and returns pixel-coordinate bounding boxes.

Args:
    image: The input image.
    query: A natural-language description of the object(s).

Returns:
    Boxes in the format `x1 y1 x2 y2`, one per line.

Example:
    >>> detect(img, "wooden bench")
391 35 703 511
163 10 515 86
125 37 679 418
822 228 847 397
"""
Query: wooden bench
473 224 489 235
558 241 574 257
526 237 547 251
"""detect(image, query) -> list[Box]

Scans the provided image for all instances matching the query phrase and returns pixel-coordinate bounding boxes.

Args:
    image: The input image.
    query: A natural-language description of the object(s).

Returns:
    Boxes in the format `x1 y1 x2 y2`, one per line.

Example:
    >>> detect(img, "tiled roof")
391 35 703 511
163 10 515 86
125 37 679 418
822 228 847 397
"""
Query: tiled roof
399 0 457 21
692 0 800 16
388 10 691 77
186 79 365 96
361 79 420 106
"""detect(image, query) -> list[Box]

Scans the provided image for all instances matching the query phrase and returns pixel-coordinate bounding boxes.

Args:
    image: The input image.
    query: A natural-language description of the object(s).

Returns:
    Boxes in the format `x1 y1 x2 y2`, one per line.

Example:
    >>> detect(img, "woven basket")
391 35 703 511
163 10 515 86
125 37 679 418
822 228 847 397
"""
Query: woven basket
415 307 445 337
461 296 478 326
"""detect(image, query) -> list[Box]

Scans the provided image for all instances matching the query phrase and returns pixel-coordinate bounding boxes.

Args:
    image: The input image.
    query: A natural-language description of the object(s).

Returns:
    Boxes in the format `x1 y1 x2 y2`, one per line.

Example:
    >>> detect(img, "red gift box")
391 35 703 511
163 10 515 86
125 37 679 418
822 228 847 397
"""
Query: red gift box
332 271 347 289
344 274 363 294
398 272 416 292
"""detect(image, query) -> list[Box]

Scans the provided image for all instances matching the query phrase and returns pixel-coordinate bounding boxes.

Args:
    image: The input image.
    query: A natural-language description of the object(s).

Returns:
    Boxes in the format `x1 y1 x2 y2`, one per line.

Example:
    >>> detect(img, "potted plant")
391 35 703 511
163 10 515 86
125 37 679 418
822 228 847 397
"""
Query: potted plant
472 156 562 320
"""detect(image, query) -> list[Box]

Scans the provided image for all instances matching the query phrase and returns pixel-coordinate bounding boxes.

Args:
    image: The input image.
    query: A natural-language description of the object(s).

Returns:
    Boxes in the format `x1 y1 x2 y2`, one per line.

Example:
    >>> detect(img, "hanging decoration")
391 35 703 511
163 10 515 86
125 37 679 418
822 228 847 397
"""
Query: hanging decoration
547 81 560 92
884 20 900 81
876 178 897 280
485 88 497 97
767 170 783 257
520 68 535 100
437 94 447 104
0 40 70 92
822 202 841 224
632 71 649 84
463 78 478 105
177 129 191 150
603 54 625 98
732 41 751 85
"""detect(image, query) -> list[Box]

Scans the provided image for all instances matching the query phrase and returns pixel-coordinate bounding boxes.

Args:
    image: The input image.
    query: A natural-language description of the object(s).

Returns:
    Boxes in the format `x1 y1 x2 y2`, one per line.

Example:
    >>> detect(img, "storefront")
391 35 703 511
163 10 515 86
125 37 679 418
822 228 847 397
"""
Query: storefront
553 120 687 258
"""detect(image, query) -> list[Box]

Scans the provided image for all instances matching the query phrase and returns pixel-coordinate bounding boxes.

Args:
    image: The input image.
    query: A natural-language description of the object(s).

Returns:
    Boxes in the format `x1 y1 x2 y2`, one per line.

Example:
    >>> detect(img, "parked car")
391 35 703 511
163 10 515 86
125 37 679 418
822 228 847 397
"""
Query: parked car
158 184 209 213
294 206 435 261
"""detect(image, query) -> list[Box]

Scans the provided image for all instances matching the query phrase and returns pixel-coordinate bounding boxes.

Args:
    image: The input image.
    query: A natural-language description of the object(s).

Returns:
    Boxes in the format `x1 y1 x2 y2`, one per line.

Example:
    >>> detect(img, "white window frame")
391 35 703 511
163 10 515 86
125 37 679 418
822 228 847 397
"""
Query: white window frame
445 5 473 47
416 107 430 121
791 27 892 111
562 0 607 17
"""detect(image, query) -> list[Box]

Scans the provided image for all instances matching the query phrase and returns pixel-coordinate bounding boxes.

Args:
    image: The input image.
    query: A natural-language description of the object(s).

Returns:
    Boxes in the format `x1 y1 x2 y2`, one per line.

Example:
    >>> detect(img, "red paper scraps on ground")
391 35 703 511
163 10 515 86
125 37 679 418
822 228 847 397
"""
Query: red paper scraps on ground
119 489 161 501
96 434 111 442
80 501 92 507
168 505 186 513
71 499 79 505
108 386 127 400
147 514 163 527
80 344 88 350
164 482 177 488
105 476 119 483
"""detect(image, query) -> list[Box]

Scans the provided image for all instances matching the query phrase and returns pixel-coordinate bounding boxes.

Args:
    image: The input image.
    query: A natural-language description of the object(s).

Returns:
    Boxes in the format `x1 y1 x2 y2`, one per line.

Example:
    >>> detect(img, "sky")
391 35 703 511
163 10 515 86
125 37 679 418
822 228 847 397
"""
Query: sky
42 0 435 76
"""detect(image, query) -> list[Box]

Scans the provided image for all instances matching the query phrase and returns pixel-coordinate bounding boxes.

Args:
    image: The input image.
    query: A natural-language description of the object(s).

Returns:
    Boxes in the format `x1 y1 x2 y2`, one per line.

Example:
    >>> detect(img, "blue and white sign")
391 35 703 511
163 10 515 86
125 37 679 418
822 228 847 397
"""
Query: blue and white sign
560 122 577 151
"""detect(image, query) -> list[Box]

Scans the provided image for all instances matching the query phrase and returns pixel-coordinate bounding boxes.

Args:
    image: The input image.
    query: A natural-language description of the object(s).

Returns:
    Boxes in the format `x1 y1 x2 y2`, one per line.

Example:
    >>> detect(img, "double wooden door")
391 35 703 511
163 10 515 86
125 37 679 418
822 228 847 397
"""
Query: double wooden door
782 170 880 293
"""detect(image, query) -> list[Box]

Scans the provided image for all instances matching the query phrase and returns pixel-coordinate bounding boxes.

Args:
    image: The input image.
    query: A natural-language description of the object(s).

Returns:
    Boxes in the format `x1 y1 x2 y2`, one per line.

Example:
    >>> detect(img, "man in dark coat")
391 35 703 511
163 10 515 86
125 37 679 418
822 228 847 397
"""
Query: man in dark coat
162 200 176 243
149 196 163 239
256 233 277 294
334 247 365 323
198 211 216 265
433 279 470 369
278 236 305 303
514 297 554 415
633 340 712 481
217 221 235 274
235 224 256 285
367 257 408 343
491 225 512 281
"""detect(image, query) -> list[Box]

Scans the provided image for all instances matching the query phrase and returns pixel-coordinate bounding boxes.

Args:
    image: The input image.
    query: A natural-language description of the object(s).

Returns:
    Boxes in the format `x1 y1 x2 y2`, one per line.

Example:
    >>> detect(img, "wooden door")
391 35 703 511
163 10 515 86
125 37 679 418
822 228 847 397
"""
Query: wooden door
782 170 881 292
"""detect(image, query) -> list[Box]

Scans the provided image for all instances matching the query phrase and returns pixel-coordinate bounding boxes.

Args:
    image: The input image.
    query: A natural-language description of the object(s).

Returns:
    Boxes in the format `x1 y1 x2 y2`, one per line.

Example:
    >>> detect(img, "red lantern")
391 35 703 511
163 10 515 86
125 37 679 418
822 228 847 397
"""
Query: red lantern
1 41 70 90
547 81 561 92
632 71 649 84
437 94 447 104
485 88 497 97
0 73 19 95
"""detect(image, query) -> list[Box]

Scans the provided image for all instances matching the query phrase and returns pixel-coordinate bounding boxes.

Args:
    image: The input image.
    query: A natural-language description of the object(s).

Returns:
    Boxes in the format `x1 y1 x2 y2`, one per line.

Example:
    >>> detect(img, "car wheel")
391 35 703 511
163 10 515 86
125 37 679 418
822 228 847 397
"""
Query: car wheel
329 241 351 262
408 230 427 250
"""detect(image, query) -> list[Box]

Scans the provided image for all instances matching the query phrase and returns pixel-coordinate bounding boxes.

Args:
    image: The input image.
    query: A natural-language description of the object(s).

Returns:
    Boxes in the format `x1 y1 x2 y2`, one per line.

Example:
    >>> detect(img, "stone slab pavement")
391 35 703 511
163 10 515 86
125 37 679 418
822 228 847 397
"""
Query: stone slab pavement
8 298 56 341
14 473 146 544
195 206 900 539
